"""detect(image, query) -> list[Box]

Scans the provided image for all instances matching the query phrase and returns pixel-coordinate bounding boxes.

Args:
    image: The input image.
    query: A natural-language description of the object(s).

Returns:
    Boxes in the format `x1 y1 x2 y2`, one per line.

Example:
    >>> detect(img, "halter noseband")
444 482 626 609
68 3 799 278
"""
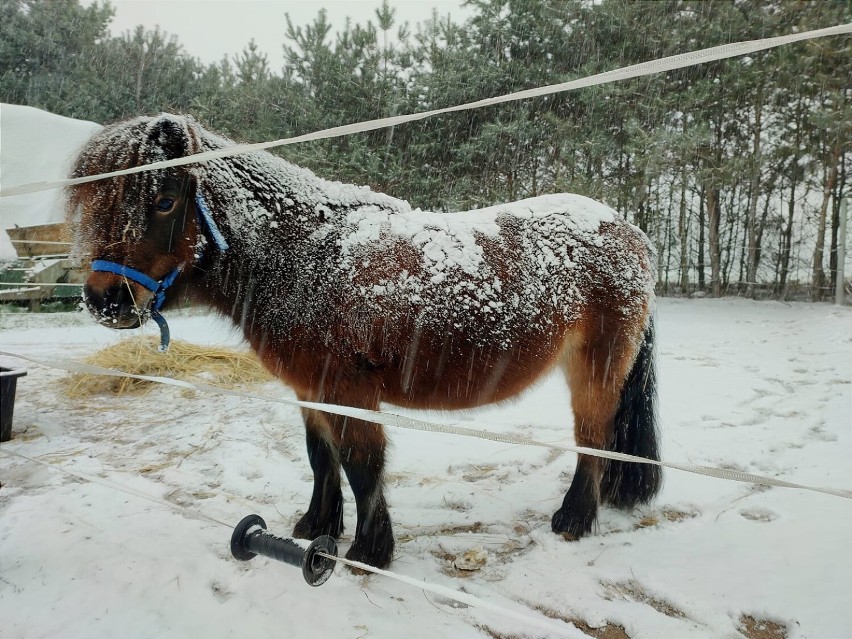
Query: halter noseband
91 190 228 351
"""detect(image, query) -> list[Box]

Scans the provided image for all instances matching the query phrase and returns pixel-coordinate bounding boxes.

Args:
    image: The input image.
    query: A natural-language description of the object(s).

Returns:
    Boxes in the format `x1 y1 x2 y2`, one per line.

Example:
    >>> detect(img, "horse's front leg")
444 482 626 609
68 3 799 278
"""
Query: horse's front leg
328 410 394 569
292 403 345 540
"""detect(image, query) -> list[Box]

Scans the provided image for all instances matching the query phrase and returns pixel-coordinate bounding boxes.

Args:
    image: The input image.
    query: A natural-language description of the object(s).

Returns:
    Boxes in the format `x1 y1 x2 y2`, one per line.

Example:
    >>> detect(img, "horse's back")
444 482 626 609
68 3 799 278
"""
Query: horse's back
336 191 653 331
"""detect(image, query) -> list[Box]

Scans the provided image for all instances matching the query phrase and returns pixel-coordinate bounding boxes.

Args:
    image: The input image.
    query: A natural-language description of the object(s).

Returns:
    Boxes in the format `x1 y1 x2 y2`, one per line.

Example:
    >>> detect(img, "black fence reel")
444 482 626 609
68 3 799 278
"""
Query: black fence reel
230 514 338 586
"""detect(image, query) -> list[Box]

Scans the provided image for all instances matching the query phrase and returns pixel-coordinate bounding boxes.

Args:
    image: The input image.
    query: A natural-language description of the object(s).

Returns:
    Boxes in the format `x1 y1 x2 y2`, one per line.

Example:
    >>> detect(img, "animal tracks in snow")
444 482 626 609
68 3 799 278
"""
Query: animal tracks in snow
738 508 778 523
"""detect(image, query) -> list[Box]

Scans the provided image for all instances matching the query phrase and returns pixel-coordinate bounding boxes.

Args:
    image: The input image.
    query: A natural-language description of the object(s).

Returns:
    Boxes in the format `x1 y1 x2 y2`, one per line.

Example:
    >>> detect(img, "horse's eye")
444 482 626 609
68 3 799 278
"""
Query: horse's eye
156 197 176 212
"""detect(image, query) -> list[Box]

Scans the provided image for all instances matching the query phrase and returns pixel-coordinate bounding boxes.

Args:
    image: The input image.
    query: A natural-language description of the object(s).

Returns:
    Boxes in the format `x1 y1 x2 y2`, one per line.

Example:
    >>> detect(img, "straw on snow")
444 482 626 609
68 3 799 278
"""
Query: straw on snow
64 336 272 396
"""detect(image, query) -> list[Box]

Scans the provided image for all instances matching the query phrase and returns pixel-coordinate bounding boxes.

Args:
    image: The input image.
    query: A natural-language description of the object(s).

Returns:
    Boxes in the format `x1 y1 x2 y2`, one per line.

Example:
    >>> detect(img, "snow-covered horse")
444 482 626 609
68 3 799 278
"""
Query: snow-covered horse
70 114 661 568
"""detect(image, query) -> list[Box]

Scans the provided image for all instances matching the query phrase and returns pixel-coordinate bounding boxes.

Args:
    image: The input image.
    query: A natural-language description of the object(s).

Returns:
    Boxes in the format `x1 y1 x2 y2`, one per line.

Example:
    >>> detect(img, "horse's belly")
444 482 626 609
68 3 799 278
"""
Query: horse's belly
379 328 570 410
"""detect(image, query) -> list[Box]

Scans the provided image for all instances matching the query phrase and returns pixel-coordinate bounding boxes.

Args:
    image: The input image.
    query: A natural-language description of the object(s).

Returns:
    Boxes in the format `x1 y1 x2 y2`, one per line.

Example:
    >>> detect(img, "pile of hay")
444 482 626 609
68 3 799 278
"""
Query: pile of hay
65 336 273 396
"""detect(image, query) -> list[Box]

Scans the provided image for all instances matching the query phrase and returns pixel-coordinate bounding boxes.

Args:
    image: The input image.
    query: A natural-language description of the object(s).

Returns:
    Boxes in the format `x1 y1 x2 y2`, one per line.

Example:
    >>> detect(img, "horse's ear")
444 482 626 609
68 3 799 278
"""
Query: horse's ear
147 116 189 160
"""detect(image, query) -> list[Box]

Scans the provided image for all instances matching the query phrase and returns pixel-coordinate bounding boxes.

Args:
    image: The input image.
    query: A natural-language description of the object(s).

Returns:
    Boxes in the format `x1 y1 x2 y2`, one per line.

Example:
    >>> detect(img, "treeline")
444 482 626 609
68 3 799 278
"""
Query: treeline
2 0 850 299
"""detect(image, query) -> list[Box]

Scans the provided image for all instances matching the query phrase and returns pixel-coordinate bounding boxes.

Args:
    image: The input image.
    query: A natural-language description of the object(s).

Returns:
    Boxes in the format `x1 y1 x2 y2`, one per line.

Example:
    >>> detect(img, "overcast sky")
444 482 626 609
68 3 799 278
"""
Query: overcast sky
100 0 472 67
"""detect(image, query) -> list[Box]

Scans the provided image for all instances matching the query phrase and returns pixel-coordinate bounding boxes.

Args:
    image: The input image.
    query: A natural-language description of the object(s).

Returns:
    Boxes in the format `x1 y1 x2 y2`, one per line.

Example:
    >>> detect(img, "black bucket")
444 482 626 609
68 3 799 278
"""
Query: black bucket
0 366 27 443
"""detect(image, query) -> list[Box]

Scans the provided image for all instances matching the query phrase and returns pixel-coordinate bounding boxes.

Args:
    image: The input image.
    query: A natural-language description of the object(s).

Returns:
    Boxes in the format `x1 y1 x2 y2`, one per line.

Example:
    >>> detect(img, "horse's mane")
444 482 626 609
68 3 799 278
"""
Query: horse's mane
68 112 418 244
188 121 414 241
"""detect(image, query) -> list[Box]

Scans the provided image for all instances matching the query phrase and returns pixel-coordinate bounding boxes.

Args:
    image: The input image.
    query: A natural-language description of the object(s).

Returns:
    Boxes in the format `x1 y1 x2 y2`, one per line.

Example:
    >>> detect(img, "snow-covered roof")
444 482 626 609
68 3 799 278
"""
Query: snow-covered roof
0 104 101 260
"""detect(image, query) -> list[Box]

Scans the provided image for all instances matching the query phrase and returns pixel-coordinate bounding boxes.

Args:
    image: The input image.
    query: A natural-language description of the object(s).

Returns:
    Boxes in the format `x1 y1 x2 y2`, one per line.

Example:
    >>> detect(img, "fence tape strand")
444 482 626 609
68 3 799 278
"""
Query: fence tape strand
1 24 849 198
1 349 849 500
317 552 583 638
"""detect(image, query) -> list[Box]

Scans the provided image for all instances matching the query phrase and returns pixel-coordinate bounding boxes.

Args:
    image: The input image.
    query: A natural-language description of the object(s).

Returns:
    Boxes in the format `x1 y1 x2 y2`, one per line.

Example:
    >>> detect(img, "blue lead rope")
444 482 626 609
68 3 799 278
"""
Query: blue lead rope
150 310 171 352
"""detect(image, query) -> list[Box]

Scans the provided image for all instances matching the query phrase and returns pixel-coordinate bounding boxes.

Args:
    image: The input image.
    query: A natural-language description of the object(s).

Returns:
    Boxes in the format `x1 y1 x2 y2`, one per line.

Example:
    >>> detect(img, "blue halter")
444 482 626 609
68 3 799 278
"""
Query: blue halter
91 192 228 351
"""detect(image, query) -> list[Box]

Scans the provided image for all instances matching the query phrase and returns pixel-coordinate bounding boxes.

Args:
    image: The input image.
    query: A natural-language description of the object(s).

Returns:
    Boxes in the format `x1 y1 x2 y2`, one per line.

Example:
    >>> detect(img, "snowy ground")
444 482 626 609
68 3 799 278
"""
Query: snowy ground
0 298 850 639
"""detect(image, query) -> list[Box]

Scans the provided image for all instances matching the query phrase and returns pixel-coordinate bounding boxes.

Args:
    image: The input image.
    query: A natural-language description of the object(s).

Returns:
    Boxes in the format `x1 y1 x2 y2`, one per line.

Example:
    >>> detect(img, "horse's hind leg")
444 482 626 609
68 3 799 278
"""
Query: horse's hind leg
552 317 652 539
600 317 661 508
293 403 345 540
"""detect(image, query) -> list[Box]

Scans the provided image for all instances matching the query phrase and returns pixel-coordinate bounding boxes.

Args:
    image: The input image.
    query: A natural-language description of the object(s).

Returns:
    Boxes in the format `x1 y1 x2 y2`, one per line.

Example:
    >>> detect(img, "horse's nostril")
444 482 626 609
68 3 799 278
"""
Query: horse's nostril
84 281 144 328
83 283 99 306
105 282 134 308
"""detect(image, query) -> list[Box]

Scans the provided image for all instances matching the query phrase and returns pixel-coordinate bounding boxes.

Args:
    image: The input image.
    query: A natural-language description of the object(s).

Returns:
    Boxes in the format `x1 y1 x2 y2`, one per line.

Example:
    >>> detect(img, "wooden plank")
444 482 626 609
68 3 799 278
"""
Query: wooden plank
5 223 71 258
0 286 50 302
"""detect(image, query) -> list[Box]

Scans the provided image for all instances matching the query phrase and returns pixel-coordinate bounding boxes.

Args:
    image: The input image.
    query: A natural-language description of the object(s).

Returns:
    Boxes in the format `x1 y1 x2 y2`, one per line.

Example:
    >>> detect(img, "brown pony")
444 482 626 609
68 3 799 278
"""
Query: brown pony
69 114 661 568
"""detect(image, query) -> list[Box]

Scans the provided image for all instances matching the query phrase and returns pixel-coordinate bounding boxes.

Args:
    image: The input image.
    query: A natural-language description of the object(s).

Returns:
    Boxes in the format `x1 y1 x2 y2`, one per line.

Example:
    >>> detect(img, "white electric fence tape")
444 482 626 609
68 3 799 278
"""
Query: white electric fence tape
1 349 850 500
1 24 849 198
318 552 585 637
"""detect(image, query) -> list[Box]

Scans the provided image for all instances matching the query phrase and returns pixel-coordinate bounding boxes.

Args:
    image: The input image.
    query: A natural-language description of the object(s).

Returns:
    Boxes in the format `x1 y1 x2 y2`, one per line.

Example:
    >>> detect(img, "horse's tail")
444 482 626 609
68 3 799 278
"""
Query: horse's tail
600 315 662 508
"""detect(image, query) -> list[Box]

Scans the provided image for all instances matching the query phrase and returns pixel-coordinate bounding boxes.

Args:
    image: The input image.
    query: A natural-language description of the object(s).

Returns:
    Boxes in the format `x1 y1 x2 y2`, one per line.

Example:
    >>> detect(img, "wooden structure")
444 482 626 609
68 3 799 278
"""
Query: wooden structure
1 223 85 310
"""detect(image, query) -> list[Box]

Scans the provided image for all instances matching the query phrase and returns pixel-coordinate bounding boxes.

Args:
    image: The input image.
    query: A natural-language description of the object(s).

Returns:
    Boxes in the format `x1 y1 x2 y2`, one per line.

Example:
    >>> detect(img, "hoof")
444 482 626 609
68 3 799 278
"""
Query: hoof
551 506 595 540
293 510 343 541
345 528 395 570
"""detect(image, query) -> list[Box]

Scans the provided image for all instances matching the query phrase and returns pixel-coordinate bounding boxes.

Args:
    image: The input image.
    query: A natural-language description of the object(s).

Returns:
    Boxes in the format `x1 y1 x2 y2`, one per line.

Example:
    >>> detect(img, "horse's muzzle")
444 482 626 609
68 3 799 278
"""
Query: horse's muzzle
83 281 149 329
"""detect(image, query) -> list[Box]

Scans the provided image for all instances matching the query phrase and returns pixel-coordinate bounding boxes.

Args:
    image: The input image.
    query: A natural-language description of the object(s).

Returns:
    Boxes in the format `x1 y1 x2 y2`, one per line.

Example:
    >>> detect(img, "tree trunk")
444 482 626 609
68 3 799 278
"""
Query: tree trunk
779 98 804 299
812 144 840 301
663 196 673 294
829 152 846 292
707 186 722 297
779 189 795 297
754 174 777 271
737 184 750 294
635 175 651 233
745 85 763 298
530 155 539 197
722 185 738 295
657 179 669 289
678 165 690 293
772 197 783 295
698 184 706 291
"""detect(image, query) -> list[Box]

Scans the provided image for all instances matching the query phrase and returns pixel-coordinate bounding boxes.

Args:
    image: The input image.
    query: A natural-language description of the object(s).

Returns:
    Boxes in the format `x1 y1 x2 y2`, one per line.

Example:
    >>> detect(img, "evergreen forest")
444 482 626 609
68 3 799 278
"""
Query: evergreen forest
1 0 850 299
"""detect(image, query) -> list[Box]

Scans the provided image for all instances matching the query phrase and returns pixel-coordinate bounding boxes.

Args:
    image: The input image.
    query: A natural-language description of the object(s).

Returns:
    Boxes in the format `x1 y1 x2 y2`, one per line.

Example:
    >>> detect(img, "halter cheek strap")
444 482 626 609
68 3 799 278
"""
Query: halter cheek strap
91 191 226 351
194 192 229 252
